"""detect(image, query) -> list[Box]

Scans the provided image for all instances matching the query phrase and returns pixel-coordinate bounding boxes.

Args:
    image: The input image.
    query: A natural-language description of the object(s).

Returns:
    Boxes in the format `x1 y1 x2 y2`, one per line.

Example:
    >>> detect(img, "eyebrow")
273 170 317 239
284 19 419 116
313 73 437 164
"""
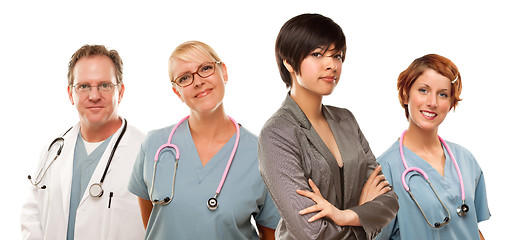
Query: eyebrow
311 47 341 57
76 81 113 84
418 83 449 92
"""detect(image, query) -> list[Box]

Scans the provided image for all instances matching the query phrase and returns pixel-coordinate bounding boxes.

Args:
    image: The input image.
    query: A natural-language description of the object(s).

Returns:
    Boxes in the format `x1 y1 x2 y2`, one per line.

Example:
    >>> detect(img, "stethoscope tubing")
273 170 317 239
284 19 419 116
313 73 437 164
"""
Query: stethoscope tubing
29 119 127 198
437 134 465 201
28 127 72 189
215 116 240 195
399 130 465 202
150 115 240 209
150 116 188 204
88 119 128 197
99 119 128 184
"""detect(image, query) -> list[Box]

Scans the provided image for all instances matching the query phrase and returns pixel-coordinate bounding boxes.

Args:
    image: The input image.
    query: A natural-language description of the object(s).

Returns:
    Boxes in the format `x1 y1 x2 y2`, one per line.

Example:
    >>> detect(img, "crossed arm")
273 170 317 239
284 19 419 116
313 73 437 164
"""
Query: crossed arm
297 165 392 226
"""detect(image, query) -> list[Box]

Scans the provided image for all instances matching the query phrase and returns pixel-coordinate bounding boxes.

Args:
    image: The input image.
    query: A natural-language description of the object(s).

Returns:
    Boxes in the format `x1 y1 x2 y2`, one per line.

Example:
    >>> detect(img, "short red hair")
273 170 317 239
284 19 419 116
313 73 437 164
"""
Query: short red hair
397 54 462 119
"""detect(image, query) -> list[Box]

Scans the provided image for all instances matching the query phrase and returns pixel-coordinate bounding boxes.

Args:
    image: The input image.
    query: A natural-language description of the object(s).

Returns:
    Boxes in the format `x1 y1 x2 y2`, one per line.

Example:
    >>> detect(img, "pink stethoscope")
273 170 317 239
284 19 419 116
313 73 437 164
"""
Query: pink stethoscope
399 130 469 228
149 115 240 211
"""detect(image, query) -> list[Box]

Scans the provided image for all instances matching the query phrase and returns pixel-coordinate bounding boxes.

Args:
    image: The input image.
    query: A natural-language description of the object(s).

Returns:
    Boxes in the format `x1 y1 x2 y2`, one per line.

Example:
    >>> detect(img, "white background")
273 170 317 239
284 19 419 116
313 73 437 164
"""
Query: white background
1 0 508 238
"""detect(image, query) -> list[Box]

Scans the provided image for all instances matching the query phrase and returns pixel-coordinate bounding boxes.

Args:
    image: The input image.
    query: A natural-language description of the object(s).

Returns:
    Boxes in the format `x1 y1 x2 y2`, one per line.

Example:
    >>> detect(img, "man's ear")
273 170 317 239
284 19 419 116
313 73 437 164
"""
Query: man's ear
117 84 125 104
68 85 74 105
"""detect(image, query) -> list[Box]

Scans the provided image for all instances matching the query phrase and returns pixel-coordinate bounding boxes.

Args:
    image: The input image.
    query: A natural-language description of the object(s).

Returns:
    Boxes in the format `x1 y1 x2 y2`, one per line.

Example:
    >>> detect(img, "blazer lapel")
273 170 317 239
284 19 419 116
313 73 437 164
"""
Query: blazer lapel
323 107 359 207
303 127 343 205
282 95 343 206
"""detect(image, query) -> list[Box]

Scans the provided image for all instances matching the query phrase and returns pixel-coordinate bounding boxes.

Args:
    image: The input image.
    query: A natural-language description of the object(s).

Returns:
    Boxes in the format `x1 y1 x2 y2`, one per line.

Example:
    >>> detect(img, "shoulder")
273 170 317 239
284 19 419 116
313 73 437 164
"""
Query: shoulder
324 105 354 117
140 125 174 148
323 105 358 124
233 127 260 168
377 141 401 166
443 140 480 168
262 106 297 128
146 125 173 138
235 126 258 158
444 140 474 157
239 126 258 145
376 141 402 183
260 107 301 140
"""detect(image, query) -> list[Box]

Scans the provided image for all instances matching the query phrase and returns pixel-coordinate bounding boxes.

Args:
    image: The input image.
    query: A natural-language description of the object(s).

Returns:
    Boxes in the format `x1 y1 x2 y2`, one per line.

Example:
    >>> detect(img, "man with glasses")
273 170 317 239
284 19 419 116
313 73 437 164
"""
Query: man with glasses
21 45 145 240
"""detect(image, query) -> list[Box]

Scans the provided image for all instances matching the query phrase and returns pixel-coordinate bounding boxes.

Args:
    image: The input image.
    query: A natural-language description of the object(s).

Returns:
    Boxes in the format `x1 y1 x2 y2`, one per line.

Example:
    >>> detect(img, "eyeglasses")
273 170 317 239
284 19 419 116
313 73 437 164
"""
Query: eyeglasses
73 83 118 94
172 61 221 87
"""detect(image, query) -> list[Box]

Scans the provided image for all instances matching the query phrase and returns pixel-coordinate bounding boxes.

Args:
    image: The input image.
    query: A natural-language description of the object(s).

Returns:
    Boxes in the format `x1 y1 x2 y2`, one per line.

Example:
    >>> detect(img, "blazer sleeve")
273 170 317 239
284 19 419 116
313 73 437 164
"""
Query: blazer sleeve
348 126 399 239
259 124 349 240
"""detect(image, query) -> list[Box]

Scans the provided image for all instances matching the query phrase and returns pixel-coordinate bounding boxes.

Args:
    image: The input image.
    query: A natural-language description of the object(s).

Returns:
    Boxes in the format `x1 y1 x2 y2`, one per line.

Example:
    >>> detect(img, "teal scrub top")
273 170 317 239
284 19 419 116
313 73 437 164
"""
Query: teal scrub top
376 140 490 240
128 119 280 240
67 133 112 240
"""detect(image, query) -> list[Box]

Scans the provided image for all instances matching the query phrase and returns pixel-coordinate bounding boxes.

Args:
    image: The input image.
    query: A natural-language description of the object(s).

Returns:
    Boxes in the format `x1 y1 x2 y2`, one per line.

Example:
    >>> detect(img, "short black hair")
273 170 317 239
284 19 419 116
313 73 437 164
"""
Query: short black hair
275 13 346 88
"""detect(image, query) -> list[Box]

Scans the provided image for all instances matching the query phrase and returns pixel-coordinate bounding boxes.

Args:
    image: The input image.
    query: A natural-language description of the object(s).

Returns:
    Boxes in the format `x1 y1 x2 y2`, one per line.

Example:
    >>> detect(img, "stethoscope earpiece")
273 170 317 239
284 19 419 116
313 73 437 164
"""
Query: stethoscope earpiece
433 217 450 228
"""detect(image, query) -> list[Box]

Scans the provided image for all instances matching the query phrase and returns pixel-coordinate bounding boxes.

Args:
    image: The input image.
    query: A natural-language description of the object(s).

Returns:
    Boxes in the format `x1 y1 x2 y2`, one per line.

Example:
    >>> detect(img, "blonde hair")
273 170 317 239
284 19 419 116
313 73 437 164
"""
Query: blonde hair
168 41 222 81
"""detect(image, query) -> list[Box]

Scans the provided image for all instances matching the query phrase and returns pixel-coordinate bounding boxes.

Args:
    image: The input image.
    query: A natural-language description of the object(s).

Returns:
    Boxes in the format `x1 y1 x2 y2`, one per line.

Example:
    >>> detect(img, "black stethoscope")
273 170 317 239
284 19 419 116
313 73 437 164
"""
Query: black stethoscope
28 127 72 189
28 119 127 198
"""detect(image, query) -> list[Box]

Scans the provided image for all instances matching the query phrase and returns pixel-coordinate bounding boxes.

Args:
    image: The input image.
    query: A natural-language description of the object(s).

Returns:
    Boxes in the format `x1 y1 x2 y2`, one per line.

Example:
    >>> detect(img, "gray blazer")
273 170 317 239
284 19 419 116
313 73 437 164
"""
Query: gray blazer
259 95 398 240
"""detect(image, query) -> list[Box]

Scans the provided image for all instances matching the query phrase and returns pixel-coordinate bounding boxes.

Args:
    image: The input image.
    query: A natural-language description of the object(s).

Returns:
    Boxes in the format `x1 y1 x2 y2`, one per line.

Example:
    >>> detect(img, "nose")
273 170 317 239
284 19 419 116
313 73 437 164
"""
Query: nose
325 57 338 72
426 94 437 108
193 74 206 87
88 87 101 101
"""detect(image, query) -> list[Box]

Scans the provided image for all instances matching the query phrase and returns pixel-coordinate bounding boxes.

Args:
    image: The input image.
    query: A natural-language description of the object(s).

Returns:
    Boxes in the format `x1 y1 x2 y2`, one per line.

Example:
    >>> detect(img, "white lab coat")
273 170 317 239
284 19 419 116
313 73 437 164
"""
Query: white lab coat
20 120 146 240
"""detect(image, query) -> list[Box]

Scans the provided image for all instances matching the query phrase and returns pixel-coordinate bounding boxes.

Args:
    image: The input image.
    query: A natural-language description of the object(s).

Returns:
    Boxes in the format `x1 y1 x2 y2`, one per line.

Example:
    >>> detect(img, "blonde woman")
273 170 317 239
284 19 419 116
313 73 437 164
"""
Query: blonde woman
129 41 280 239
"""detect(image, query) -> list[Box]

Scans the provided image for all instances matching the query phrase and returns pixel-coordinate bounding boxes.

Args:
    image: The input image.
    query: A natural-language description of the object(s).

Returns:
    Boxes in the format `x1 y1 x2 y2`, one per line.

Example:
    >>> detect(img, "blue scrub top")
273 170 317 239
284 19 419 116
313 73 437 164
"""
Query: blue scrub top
67 133 112 240
376 140 490 240
128 119 280 240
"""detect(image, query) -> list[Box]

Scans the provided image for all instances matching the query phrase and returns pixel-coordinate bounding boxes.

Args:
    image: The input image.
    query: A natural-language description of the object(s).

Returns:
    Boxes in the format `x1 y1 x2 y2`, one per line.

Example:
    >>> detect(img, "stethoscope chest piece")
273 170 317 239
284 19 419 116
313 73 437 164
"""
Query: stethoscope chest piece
457 203 469 216
89 183 104 198
207 197 218 211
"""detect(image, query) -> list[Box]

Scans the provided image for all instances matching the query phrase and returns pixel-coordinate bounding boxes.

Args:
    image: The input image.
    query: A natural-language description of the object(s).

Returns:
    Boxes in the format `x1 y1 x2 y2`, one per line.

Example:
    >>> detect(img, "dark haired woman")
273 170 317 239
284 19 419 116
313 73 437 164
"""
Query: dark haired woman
258 13 398 239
